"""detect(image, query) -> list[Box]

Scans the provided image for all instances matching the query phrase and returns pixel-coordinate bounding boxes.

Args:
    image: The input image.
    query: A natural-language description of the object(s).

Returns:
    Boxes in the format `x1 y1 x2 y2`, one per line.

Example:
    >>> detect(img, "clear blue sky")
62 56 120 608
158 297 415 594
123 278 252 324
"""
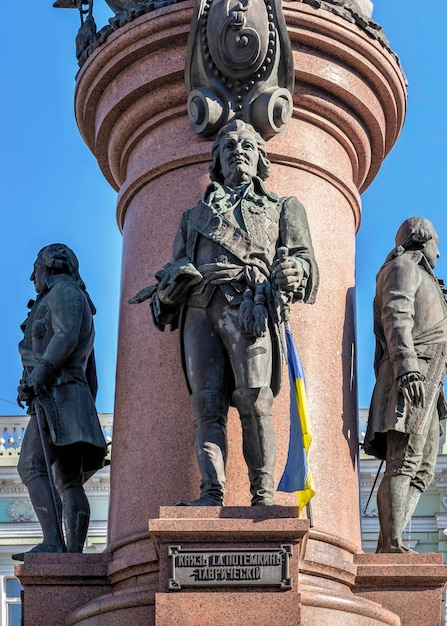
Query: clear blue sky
1 2 446 414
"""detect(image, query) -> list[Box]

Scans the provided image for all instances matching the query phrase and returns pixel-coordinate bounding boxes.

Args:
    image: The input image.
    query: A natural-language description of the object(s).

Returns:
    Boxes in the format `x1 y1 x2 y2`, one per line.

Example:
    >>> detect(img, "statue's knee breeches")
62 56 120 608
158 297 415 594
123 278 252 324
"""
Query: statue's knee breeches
410 408 440 492
232 386 274 417
385 417 438 492
53 445 85 493
385 431 423 479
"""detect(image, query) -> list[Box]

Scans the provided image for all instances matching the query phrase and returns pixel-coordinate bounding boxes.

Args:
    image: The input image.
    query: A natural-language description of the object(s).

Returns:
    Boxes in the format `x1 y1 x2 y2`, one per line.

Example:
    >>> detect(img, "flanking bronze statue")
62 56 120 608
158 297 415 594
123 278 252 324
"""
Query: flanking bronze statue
131 120 318 506
364 217 447 553
14 244 107 560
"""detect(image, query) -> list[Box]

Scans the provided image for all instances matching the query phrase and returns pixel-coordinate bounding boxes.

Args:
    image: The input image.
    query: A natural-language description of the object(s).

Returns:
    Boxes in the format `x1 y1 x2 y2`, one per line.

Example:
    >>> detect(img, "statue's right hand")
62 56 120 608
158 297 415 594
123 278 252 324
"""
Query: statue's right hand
17 381 38 407
398 372 425 407
128 285 157 304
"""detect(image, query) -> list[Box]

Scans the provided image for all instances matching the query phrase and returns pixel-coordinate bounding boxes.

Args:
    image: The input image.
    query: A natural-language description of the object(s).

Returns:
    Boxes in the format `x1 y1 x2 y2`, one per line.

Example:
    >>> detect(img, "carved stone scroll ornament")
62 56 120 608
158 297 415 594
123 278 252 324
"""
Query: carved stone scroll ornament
185 0 294 139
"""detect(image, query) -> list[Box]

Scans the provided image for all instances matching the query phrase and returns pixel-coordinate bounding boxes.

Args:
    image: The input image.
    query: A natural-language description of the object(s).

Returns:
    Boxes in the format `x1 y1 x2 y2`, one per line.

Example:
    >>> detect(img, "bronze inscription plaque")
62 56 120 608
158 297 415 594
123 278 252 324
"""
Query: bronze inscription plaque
168 545 292 590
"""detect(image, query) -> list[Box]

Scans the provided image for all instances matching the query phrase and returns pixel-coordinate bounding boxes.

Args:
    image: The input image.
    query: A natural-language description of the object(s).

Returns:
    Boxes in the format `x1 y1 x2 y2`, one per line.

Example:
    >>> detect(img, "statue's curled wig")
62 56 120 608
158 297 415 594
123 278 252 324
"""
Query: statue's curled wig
37 244 96 314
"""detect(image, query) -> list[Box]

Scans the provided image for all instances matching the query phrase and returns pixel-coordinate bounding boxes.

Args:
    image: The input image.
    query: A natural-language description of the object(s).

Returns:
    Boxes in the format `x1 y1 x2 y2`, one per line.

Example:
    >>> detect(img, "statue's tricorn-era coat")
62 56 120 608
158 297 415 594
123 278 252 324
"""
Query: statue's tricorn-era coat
19 273 106 473
151 177 319 397
364 250 447 460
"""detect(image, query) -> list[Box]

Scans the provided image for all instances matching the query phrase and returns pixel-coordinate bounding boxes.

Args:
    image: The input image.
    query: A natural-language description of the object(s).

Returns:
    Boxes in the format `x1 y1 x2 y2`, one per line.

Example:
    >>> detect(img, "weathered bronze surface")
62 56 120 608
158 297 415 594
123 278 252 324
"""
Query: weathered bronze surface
14 244 107 560
130 121 318 506
307 0 373 19
364 217 447 553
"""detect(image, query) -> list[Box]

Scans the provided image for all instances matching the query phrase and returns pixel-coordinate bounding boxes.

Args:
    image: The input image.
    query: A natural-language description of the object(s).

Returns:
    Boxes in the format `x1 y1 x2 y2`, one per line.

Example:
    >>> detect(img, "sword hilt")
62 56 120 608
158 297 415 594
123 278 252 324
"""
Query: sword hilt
277 246 289 262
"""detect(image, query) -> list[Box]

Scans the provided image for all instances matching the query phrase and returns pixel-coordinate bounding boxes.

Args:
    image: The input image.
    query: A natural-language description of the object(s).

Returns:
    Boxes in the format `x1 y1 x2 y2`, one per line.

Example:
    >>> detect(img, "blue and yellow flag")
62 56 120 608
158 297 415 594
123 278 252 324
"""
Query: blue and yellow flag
277 324 315 514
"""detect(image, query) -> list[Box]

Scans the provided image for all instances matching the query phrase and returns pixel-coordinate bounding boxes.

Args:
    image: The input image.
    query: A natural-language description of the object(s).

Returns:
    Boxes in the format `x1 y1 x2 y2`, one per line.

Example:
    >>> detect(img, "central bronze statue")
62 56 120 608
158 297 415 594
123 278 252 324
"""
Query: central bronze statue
131 120 319 505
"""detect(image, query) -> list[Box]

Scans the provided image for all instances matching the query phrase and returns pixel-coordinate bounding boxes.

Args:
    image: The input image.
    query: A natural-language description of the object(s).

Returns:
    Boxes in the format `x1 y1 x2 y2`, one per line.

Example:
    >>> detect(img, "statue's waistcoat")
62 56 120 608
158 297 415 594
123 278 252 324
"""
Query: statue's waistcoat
187 197 281 270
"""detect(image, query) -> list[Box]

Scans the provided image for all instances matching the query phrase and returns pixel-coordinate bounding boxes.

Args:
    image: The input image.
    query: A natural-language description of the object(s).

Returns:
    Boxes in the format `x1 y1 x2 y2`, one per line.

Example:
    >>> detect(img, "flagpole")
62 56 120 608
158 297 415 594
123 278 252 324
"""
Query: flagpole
276 245 316 519
306 500 314 527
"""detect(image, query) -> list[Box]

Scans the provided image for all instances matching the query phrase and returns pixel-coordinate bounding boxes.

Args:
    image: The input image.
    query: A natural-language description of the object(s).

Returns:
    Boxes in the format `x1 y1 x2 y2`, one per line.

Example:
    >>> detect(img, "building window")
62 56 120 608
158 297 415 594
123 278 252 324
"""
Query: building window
3 577 22 626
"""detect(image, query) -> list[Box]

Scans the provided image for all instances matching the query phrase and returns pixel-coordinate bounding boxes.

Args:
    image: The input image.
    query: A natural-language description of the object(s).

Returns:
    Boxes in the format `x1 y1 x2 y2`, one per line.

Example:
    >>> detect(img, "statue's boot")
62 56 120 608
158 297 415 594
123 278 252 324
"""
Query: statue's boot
176 391 228 506
401 484 424 532
376 473 413 553
376 483 421 554
12 476 65 561
232 387 276 506
61 486 90 553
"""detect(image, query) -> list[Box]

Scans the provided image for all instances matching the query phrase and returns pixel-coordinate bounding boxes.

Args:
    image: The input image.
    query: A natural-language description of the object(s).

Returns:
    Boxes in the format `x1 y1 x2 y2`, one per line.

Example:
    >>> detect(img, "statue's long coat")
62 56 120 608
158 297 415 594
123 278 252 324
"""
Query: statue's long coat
364 250 447 460
152 178 319 397
19 273 106 472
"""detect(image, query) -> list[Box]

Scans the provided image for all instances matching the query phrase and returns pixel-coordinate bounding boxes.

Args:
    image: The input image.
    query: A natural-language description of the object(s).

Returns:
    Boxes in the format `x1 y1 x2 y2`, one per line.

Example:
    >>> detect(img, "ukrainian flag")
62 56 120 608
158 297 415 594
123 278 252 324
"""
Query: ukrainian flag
277 324 315 515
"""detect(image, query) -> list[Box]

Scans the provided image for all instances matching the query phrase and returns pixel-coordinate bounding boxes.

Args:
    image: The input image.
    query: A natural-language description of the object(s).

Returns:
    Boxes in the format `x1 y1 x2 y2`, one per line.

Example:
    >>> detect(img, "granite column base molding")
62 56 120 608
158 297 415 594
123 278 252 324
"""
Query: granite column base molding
298 531 400 625
65 532 159 626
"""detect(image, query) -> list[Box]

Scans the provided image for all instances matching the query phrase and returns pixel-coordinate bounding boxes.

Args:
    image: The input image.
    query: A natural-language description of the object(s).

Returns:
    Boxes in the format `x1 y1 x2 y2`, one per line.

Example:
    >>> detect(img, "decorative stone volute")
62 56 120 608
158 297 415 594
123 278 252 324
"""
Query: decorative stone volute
185 0 294 139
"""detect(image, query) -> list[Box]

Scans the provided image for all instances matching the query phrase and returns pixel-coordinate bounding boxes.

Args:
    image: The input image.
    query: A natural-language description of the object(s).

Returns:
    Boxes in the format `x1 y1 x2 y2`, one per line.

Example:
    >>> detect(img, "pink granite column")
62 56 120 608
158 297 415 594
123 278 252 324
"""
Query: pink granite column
73 1 406 619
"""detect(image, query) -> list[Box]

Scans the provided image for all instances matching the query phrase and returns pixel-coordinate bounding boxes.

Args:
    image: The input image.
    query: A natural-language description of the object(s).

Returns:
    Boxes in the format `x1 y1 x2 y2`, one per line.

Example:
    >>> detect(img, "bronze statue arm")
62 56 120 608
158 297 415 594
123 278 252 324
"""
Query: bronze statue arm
278 196 319 304
37 283 85 372
378 258 421 379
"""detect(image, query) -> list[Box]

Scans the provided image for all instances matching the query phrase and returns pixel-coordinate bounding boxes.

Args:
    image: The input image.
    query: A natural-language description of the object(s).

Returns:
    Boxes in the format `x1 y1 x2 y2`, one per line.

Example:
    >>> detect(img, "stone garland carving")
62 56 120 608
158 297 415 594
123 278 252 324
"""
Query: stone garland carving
185 0 294 139
299 1 385 41
67 0 399 72
54 0 185 66
301 0 372 22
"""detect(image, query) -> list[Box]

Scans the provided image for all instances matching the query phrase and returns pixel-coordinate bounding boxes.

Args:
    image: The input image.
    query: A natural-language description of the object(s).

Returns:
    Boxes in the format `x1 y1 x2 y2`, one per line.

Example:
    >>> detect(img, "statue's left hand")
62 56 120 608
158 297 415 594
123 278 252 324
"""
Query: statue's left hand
272 257 305 292
128 285 157 304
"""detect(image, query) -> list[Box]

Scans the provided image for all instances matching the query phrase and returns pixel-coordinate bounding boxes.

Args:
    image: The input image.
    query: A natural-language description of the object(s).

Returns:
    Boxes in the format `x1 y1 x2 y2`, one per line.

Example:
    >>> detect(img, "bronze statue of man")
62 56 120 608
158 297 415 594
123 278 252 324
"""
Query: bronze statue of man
364 217 447 553
14 244 107 559
132 120 319 506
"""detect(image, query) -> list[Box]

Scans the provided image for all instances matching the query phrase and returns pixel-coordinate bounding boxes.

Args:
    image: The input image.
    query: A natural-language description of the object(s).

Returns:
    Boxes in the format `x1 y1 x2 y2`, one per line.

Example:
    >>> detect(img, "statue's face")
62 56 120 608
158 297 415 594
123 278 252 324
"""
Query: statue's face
30 257 50 293
423 236 440 269
219 130 259 186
